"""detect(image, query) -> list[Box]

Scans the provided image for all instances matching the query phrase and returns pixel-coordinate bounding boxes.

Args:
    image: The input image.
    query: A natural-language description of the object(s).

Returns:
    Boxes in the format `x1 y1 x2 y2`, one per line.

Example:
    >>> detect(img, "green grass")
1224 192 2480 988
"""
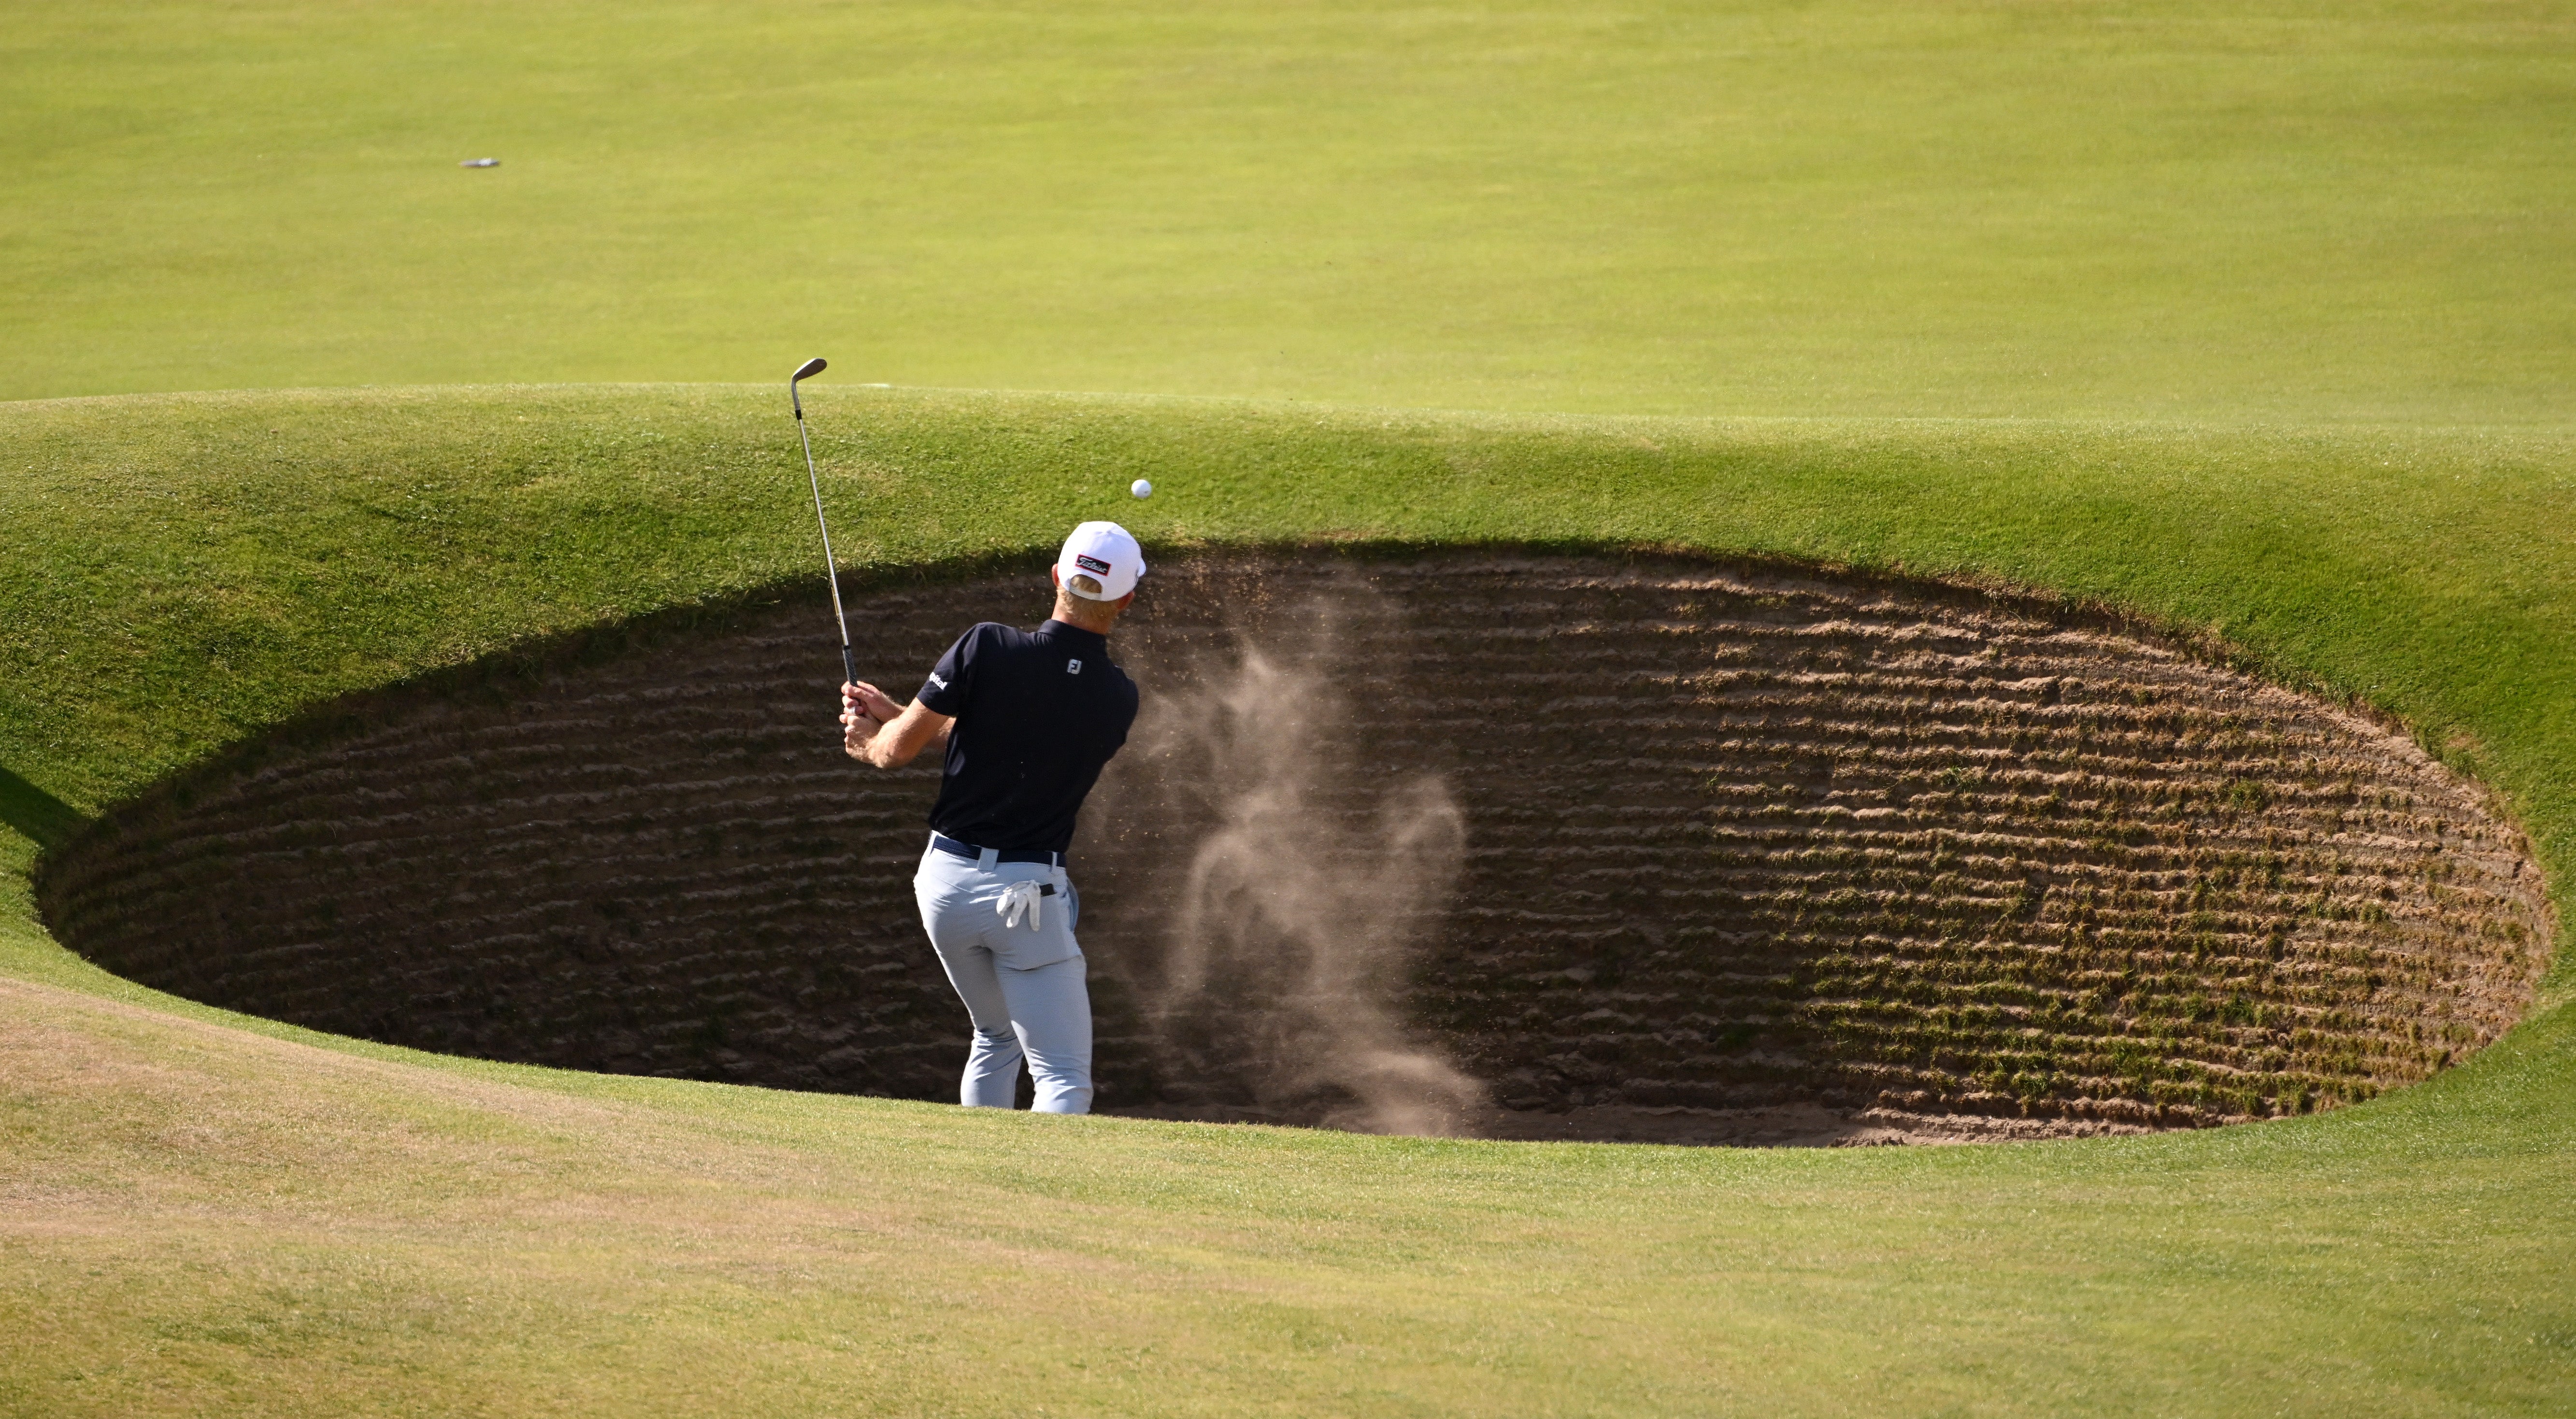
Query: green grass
6 0 2574 421
7 961 2574 1417
9 0 2576 1409
3 385 2572 1414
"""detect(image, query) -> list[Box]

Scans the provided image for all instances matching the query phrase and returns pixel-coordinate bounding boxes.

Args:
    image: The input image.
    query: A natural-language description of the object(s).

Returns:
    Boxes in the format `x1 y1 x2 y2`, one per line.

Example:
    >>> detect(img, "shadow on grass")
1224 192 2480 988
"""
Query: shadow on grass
0 765 88 850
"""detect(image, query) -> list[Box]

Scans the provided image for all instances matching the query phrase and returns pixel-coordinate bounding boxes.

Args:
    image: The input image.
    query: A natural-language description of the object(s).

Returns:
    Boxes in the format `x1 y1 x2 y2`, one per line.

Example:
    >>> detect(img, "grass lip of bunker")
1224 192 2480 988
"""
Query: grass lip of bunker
34 549 2553 1146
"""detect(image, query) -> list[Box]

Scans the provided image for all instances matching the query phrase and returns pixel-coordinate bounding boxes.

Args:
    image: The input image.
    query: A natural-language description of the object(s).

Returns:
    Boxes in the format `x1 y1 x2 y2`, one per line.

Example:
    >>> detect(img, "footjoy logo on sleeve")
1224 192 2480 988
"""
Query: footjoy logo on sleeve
1066 658 1084 675
926 672 949 691
1074 554 1112 575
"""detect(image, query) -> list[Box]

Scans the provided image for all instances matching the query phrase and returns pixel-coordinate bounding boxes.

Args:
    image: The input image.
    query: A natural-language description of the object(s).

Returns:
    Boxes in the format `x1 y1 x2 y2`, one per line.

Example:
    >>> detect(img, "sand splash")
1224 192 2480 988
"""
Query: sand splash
1099 584 1487 1135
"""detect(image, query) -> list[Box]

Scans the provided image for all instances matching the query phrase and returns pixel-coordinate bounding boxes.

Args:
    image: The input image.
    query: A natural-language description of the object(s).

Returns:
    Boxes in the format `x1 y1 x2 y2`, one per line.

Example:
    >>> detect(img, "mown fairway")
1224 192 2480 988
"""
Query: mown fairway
5 0 2575 1415
5 0 2573 420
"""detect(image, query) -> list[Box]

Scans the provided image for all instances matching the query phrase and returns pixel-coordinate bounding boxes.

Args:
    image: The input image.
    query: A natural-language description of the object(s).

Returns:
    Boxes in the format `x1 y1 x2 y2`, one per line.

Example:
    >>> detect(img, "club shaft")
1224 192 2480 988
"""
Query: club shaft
795 398 859 688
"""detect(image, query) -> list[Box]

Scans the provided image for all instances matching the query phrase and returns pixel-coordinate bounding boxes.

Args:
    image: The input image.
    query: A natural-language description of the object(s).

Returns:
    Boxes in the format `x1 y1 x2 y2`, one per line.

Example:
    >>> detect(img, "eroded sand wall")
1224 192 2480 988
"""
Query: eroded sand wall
39 553 2553 1141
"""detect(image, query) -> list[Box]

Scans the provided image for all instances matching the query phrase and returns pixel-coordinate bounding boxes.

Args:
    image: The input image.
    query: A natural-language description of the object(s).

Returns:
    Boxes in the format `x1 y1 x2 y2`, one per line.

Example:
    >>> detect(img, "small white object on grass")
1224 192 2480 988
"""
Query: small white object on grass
1131 479 1153 499
460 158 500 168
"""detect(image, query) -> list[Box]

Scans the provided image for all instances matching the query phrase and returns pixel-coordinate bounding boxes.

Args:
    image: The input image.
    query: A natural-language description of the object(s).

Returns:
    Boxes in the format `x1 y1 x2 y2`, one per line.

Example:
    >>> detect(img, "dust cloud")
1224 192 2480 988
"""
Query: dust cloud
1095 580 1488 1136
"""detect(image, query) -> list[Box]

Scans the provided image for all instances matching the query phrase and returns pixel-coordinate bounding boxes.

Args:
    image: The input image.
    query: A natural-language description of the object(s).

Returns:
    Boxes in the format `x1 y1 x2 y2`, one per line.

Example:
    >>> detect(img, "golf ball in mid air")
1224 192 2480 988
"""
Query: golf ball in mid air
1131 479 1153 499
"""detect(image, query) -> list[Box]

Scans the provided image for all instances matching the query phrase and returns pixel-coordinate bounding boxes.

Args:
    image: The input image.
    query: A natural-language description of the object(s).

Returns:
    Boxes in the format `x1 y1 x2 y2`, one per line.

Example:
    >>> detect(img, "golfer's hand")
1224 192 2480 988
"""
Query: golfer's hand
840 682 882 758
844 680 905 723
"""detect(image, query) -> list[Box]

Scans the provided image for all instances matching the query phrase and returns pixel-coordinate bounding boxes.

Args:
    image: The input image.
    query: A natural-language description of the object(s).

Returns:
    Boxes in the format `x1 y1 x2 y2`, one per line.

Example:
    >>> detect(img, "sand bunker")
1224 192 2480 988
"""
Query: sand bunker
38 552 2553 1145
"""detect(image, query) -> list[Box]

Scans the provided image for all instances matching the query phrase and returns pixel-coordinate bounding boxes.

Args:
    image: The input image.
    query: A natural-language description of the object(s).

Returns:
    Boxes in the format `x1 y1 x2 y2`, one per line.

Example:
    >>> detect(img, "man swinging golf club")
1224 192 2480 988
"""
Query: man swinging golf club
839 523 1145 1115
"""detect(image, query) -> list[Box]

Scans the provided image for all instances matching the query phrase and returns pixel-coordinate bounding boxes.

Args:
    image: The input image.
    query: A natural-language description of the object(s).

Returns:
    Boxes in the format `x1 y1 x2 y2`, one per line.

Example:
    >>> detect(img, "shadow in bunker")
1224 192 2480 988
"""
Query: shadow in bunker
33 550 2552 1146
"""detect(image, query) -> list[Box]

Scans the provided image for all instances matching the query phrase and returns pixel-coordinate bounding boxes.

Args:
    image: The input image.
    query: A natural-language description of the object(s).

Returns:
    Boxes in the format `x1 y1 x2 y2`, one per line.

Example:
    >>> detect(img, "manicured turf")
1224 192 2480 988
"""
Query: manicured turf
11 0 2576 1409
6 1 2573 421
2 386 2571 1414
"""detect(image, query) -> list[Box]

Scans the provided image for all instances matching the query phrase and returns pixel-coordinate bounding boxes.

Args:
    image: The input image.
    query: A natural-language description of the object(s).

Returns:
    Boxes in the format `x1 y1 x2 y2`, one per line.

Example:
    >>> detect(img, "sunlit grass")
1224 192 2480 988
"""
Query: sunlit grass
2 384 2571 1413
3 1 2571 422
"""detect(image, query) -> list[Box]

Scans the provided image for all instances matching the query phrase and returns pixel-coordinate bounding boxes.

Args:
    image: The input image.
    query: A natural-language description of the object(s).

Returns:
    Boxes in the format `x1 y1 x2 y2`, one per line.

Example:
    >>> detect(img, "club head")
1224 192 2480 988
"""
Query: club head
791 357 828 383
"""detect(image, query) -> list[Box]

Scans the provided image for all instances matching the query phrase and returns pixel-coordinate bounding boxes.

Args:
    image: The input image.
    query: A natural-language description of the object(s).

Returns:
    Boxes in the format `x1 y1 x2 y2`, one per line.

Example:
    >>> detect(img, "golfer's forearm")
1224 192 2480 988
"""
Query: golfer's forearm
852 730 913 769
853 705 949 768
863 735 925 768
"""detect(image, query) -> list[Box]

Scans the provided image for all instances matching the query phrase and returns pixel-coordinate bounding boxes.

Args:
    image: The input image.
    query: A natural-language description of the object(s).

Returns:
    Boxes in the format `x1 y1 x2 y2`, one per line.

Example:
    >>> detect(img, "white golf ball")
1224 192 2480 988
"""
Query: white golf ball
1131 479 1153 499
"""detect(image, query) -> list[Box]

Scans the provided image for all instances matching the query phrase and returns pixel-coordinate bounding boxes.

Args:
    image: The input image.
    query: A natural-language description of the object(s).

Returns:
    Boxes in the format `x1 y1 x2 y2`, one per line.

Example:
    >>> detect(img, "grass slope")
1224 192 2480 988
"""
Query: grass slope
7 0 2574 421
3 385 2572 1414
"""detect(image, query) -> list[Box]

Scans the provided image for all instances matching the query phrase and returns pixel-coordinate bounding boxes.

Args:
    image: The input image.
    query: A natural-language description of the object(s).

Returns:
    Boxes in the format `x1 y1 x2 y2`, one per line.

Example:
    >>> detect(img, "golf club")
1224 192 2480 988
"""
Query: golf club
788 356 859 690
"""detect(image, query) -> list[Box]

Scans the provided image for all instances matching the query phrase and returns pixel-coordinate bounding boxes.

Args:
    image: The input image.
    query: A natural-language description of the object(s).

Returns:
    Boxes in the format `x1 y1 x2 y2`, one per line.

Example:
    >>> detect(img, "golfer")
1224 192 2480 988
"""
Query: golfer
839 522 1145 1115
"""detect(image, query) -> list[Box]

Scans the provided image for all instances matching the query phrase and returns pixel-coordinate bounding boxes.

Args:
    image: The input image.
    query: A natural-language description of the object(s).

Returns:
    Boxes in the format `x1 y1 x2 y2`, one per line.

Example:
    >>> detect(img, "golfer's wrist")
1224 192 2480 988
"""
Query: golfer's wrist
848 718 886 758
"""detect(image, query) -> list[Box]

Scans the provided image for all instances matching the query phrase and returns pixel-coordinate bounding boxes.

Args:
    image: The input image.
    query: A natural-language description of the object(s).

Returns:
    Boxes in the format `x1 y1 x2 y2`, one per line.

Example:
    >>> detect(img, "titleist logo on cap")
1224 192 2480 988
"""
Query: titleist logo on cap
1074 553 1112 575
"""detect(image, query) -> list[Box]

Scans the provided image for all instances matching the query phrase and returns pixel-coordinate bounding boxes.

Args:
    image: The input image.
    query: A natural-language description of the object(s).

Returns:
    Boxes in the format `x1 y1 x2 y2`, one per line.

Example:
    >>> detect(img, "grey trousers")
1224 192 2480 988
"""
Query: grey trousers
912 840 1094 1114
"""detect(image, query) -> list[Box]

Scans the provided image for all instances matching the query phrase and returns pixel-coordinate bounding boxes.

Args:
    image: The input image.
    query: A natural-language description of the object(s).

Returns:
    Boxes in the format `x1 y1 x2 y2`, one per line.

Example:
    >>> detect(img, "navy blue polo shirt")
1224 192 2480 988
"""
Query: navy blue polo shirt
914 620 1139 856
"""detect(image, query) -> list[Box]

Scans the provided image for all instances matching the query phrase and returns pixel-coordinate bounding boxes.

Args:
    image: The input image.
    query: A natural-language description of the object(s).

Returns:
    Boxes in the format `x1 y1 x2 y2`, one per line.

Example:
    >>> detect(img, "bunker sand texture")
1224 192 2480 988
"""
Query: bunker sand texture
38 553 2552 1145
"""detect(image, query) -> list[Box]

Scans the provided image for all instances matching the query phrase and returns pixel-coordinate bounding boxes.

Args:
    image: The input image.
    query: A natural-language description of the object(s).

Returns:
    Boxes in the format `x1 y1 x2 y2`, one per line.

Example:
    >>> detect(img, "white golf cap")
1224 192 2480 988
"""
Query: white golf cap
1056 520 1146 600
